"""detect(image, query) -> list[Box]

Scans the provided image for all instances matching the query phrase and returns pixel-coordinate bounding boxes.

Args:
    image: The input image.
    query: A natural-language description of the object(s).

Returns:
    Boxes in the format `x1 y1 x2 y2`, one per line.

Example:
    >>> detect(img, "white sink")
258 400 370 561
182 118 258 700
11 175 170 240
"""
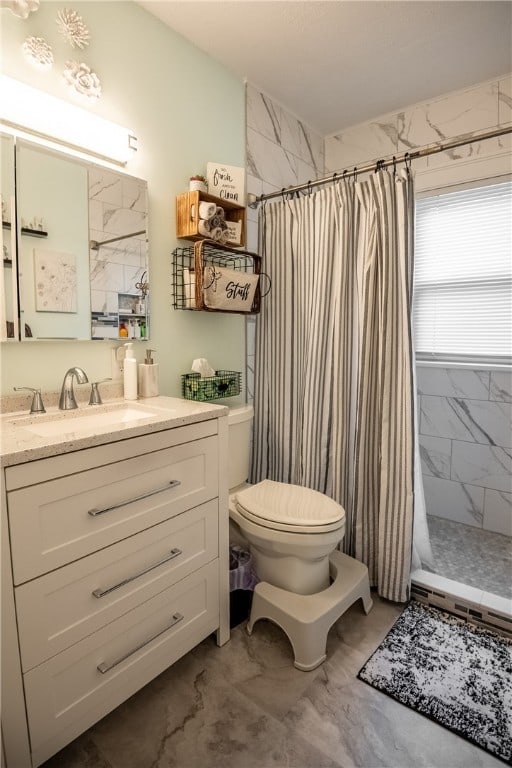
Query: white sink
14 405 163 438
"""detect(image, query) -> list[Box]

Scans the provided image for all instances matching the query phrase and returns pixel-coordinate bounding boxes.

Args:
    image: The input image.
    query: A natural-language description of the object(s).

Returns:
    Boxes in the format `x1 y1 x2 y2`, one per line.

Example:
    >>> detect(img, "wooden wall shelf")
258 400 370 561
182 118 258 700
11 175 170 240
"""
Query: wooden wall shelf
176 191 245 247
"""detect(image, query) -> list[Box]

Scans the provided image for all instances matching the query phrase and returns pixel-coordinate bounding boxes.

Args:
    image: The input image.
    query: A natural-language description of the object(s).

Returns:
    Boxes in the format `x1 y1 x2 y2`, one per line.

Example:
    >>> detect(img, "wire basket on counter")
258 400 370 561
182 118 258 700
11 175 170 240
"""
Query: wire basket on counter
181 370 242 401
172 240 269 315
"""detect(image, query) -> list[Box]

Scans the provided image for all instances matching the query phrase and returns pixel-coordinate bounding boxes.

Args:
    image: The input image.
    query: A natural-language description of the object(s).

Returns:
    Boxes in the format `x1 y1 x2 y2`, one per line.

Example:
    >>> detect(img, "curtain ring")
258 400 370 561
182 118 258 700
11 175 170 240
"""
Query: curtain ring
332 172 337 185
307 180 312 196
392 156 397 177
353 167 358 182
404 153 412 174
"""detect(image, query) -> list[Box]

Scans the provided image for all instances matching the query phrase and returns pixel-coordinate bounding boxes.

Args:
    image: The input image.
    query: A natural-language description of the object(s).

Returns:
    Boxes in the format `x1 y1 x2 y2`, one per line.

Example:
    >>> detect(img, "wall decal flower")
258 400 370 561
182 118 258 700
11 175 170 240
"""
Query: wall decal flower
0 0 39 19
63 60 101 100
56 8 90 49
22 35 53 69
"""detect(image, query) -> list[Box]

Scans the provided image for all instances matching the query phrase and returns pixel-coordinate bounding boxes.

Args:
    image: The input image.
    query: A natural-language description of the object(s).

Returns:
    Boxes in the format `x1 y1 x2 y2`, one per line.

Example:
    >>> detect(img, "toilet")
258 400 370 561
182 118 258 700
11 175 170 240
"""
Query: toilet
228 405 373 670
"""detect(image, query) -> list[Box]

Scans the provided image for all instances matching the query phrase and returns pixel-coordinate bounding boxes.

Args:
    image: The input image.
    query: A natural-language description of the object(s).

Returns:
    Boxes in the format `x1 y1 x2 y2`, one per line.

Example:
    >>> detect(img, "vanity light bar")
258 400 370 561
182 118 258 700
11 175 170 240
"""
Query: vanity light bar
0 75 137 166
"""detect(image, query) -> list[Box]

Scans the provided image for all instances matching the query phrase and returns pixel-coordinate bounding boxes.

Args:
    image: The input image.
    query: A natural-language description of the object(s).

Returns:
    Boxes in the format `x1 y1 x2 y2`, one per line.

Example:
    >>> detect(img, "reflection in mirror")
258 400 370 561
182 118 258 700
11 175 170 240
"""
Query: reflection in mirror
88 168 149 340
17 141 90 340
1 133 18 340
4 137 149 341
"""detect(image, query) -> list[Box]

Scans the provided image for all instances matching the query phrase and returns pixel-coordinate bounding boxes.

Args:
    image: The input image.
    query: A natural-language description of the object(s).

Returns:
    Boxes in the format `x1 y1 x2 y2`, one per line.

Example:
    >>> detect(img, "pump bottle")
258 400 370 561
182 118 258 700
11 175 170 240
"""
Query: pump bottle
138 348 159 397
123 342 138 400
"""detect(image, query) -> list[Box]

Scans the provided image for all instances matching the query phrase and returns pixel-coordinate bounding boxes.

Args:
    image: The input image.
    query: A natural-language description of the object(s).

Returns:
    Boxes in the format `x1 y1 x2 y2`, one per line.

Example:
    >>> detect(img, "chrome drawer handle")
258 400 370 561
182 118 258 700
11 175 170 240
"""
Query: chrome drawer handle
92 548 183 599
97 612 184 674
88 479 181 517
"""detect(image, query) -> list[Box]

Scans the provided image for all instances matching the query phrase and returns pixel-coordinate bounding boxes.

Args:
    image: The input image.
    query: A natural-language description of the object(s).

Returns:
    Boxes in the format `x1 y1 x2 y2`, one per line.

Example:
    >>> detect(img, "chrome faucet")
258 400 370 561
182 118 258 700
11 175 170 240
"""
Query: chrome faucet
59 367 89 410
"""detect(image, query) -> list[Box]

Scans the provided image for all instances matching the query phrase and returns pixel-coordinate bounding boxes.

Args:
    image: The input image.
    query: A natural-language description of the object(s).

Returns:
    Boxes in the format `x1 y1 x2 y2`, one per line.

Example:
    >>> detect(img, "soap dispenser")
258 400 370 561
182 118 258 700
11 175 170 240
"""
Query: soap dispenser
123 342 138 400
138 348 159 398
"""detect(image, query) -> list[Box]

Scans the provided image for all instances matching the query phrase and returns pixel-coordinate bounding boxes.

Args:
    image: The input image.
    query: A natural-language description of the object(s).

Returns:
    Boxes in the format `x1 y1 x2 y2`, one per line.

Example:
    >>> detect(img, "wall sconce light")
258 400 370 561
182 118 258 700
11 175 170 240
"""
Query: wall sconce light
0 75 137 166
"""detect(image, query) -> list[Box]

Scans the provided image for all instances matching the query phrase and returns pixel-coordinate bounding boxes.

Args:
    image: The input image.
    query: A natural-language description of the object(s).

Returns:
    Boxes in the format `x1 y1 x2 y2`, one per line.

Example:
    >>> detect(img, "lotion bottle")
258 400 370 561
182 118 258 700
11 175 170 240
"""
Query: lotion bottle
123 342 138 400
138 348 159 398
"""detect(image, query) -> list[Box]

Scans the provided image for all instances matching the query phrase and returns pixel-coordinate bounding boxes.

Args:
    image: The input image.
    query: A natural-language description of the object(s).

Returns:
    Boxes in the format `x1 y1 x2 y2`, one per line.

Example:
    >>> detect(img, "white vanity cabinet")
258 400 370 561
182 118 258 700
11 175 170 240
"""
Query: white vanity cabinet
1 411 229 768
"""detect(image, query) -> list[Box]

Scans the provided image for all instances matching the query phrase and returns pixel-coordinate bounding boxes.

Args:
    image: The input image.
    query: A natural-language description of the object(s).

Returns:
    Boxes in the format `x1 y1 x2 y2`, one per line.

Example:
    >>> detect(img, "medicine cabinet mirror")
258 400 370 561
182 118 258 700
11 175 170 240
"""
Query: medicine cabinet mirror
0 133 149 342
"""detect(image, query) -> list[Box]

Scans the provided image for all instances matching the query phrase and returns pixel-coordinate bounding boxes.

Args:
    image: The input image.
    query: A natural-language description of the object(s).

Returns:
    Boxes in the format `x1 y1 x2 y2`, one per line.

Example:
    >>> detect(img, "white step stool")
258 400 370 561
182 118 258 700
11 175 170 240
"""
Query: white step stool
247 550 373 671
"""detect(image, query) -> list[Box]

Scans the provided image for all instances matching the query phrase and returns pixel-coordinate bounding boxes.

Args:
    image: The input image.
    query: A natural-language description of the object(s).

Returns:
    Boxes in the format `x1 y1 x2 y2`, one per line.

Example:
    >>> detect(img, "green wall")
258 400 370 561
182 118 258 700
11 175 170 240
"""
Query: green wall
0 1 246 398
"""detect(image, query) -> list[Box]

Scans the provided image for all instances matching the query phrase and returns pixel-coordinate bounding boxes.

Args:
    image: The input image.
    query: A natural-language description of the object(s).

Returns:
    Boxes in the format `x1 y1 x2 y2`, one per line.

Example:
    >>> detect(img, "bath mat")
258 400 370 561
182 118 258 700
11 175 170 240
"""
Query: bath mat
357 601 512 764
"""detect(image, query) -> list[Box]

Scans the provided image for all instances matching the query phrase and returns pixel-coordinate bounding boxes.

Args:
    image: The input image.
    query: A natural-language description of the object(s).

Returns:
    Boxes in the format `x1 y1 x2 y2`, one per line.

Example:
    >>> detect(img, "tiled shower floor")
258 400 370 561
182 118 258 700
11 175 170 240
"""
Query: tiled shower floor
426 514 512 600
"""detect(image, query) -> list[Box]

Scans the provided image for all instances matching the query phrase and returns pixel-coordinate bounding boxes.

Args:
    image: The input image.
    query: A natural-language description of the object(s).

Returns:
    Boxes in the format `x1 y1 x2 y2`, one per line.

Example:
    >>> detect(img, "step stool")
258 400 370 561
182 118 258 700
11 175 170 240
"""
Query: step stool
247 550 373 671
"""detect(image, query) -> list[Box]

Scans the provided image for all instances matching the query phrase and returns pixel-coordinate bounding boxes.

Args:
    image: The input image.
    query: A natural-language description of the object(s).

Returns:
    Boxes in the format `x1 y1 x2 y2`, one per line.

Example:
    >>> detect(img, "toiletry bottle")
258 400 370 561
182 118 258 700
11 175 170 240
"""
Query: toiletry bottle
138 348 159 398
119 321 128 338
123 342 138 400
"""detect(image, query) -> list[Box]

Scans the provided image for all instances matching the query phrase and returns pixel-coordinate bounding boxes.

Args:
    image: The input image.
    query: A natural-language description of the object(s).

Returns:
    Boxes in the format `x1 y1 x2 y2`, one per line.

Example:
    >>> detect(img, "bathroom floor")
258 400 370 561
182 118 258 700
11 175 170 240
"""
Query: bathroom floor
41 595 502 768
426 514 512 600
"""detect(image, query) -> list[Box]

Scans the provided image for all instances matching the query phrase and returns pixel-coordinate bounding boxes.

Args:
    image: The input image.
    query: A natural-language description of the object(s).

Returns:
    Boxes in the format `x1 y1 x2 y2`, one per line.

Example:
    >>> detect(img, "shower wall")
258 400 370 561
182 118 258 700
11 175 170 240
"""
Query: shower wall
243 77 512 541
322 73 512 545
245 83 324 402
418 365 511 536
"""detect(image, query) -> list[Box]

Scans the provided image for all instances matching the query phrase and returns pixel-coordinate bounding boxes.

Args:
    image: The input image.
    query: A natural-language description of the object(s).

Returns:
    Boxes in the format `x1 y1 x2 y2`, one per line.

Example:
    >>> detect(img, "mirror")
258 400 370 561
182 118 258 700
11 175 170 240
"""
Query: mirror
0 134 149 341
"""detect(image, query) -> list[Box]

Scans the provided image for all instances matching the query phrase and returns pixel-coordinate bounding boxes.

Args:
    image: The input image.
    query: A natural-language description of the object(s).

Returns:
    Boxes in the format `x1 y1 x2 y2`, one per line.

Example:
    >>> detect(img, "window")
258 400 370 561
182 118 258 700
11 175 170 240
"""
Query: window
413 179 512 364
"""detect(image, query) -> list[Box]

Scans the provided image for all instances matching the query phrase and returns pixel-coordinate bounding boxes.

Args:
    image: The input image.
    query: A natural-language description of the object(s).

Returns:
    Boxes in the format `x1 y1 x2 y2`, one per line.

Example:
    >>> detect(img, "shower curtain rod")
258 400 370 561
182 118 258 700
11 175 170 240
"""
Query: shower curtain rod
89 230 146 251
249 124 512 205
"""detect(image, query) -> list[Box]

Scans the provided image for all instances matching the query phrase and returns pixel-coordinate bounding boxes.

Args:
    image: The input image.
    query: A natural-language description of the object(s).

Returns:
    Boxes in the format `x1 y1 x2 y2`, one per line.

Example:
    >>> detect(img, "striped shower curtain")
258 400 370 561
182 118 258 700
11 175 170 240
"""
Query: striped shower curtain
251 171 415 602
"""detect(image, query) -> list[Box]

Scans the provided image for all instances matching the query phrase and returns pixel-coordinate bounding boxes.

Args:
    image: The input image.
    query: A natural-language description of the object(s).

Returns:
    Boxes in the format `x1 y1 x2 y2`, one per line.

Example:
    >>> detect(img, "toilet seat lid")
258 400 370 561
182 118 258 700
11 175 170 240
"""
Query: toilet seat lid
235 479 345 533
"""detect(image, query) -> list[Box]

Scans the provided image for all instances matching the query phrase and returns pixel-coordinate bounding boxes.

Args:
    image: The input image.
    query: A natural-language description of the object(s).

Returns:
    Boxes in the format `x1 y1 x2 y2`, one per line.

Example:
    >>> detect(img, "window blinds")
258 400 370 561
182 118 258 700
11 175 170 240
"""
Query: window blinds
413 180 512 363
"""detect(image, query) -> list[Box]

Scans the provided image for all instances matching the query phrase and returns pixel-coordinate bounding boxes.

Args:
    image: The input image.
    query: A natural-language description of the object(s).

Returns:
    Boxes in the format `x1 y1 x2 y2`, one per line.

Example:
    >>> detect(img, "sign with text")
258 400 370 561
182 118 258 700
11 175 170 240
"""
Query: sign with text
206 162 245 205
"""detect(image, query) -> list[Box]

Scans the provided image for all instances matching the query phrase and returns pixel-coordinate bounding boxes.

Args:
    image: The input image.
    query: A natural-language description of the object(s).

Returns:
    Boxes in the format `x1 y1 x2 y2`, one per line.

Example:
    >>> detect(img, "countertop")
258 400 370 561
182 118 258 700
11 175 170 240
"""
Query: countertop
1 396 228 467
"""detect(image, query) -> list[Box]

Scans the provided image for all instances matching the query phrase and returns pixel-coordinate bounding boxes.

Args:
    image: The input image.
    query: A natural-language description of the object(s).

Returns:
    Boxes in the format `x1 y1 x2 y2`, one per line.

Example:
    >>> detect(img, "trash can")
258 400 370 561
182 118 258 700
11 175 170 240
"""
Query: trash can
229 545 259 628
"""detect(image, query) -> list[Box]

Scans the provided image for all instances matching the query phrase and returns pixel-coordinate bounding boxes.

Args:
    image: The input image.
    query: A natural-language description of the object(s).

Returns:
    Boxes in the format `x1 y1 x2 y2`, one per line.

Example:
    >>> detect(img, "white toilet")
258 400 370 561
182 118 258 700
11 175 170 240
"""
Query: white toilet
228 406 345 595
228 405 373 670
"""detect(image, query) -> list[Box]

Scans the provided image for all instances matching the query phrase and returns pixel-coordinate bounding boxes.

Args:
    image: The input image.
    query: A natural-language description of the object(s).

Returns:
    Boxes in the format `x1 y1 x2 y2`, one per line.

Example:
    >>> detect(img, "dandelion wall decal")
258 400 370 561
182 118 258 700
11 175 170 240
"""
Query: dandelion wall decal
63 60 101 99
22 36 54 69
56 8 90 49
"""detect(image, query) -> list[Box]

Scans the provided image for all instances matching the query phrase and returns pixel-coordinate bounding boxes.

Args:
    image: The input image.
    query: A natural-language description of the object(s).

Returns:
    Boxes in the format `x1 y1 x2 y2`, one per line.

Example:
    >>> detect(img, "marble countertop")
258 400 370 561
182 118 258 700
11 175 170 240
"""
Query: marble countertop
1 396 228 468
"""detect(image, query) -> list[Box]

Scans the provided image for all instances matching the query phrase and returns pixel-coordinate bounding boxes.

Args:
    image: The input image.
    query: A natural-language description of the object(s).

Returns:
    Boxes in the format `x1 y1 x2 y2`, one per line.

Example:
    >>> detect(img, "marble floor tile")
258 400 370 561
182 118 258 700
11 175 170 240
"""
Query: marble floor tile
191 618 319 721
41 594 505 768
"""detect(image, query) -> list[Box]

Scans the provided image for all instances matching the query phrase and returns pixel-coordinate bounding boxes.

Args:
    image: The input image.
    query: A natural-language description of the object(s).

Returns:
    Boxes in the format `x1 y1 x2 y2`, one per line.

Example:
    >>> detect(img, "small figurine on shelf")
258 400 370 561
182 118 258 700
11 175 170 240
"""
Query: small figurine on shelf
189 174 208 193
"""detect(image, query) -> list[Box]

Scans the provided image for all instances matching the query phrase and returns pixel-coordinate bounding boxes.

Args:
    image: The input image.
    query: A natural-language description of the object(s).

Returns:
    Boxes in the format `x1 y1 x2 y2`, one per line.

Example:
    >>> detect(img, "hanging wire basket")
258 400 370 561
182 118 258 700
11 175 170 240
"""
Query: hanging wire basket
172 240 270 315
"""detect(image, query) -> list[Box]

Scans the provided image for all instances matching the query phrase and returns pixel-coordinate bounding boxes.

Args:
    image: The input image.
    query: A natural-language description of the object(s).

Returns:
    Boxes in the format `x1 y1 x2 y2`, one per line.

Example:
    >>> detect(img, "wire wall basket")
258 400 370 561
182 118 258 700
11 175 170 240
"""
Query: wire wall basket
181 370 242 401
172 240 269 315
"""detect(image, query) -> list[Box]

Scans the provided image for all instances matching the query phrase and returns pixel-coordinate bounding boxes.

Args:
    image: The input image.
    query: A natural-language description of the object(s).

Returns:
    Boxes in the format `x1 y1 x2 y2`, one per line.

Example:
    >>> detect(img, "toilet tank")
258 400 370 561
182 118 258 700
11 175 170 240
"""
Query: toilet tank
227 405 254 490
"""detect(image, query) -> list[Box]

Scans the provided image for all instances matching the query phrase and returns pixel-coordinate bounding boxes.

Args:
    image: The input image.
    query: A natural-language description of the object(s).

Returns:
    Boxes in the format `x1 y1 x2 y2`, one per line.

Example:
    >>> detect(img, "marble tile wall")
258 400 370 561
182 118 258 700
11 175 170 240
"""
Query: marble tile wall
245 84 325 403
325 74 512 180
418 365 512 537
88 168 148 337
245 78 512 540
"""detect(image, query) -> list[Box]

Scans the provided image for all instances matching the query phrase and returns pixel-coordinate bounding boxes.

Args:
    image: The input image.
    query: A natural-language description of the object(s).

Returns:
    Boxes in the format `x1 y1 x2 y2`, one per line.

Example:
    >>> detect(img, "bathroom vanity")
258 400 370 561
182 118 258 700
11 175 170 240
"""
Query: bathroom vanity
1 397 229 767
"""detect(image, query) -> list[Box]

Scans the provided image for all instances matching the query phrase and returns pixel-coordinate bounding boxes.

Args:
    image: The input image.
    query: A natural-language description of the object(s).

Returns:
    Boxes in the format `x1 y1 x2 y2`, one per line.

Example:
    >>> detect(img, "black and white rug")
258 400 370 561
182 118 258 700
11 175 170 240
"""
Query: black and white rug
358 601 512 764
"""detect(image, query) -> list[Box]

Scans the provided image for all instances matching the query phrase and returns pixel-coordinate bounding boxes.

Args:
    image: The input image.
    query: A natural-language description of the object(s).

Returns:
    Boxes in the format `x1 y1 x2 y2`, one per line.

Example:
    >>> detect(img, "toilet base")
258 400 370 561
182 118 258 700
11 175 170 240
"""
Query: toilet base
246 551 373 671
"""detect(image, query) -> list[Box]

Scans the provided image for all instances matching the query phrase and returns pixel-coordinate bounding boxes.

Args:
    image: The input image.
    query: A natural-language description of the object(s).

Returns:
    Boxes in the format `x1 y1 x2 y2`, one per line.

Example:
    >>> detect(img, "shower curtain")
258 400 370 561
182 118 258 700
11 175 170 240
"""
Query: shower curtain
251 170 416 602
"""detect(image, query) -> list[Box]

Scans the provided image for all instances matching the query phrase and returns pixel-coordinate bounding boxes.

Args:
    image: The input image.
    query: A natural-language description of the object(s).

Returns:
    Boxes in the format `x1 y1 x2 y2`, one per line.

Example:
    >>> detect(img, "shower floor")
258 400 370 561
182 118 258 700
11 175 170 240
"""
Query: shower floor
425 514 512 600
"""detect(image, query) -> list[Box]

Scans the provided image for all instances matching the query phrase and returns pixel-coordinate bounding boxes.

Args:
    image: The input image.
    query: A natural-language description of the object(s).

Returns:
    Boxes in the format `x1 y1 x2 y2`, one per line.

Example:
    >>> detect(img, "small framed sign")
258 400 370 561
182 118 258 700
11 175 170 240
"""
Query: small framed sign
206 162 245 205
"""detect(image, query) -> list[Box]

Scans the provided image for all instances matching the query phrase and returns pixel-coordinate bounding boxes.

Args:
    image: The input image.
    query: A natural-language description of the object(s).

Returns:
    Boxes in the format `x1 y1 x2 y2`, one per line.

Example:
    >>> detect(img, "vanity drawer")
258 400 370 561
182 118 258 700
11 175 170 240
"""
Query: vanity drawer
8 435 218 584
24 559 219 767
15 499 219 672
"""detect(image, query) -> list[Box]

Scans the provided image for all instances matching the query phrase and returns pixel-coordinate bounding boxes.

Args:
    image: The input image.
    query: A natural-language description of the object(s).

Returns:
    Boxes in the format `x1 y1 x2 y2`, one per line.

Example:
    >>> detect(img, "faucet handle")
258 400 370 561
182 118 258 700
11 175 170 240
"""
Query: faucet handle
88 378 112 406
14 386 46 414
